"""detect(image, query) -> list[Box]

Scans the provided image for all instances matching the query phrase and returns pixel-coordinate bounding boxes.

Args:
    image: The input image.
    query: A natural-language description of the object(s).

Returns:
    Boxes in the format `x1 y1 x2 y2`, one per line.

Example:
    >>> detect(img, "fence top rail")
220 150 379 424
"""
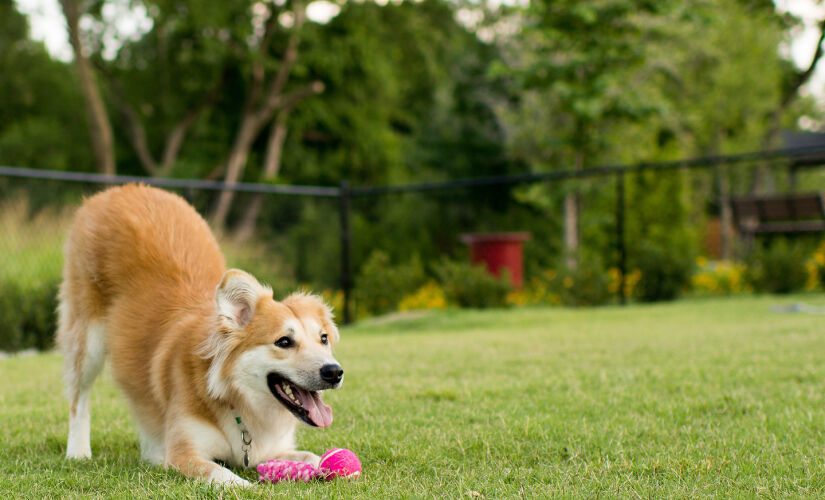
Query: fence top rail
3 144 825 198
0 166 342 197
350 144 825 196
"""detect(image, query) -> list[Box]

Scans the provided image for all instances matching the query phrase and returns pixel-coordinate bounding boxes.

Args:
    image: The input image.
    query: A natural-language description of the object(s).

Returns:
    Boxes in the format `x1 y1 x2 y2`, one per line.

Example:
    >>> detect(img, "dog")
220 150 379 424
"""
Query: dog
56 184 343 486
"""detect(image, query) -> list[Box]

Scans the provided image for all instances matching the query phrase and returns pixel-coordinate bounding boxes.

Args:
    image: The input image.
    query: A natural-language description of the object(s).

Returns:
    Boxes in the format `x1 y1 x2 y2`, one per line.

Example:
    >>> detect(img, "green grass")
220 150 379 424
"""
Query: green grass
0 198 69 287
3 295 825 498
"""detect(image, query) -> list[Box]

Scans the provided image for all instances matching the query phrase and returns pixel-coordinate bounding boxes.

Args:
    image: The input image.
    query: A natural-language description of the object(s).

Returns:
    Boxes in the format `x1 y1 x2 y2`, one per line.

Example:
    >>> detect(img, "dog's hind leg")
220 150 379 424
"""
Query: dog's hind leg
57 295 107 460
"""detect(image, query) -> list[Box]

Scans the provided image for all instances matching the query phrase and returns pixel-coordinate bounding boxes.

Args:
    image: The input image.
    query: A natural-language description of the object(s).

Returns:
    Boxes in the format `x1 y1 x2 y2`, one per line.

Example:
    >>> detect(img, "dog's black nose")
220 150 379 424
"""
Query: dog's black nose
320 364 343 384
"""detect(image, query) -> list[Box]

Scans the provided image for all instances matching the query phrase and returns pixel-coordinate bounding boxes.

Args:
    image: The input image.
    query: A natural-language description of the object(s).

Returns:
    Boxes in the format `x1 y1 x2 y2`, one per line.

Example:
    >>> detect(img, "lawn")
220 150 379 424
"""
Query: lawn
2 295 825 498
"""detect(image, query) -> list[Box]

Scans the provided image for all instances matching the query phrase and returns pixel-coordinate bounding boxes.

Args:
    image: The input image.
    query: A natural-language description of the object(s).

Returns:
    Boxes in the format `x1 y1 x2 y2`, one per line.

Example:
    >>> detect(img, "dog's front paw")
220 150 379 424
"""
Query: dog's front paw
208 467 252 487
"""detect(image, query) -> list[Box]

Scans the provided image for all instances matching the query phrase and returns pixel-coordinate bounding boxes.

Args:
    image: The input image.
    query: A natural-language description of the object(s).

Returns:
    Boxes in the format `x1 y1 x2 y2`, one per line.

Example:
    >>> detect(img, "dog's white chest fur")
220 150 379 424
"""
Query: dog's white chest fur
212 407 298 468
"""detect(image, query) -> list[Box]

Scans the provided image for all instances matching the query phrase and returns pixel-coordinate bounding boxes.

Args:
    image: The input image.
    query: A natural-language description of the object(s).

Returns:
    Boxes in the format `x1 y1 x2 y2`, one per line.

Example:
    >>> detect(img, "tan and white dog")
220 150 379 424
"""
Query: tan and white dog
56 184 343 486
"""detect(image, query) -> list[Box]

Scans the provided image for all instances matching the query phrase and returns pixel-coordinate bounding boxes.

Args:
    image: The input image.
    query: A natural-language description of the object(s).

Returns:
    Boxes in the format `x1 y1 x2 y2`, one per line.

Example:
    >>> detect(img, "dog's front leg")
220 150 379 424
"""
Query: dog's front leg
271 450 321 467
166 441 251 487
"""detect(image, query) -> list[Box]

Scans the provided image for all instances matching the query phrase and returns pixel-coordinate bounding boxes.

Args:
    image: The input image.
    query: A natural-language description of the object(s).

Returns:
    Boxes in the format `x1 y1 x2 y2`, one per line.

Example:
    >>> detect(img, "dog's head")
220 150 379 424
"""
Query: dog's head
199 269 342 427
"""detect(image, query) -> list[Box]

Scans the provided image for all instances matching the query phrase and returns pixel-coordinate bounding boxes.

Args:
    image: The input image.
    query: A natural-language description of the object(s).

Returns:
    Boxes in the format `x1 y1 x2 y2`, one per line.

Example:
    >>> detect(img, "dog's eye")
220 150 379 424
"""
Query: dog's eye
275 336 293 348
320 334 328 345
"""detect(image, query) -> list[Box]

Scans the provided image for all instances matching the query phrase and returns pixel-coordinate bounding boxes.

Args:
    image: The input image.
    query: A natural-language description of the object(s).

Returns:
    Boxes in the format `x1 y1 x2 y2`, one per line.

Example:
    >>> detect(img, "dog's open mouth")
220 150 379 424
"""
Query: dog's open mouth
267 373 332 427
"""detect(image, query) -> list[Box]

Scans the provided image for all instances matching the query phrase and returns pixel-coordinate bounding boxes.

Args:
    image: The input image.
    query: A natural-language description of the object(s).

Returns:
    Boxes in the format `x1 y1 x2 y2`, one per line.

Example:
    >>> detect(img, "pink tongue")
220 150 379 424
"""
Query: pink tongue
295 388 333 427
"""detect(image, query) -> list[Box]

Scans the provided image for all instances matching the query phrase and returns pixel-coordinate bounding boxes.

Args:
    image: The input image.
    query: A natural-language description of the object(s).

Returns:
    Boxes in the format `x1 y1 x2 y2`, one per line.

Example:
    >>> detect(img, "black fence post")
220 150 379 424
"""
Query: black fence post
339 181 353 324
616 171 627 305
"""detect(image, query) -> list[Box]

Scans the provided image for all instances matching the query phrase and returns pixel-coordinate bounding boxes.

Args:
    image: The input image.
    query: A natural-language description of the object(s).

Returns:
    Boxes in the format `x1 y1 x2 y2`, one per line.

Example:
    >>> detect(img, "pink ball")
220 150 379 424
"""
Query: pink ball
319 448 362 480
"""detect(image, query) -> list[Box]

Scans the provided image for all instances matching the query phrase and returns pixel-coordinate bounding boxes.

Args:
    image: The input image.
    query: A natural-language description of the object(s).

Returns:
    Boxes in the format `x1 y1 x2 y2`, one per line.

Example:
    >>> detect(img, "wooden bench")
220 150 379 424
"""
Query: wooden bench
731 193 825 235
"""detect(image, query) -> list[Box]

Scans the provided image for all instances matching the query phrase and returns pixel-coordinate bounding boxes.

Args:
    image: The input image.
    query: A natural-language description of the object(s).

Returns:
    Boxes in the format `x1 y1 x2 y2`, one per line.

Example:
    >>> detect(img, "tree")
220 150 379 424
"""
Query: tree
241 0 512 281
0 0 91 171
94 0 234 177
59 0 116 175
234 104 292 241
755 7 825 193
500 0 667 268
210 0 324 229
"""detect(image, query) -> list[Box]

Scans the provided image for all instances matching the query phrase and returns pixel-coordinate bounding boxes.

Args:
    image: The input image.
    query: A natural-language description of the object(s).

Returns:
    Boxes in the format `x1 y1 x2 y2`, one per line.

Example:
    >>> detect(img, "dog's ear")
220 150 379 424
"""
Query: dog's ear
215 269 268 329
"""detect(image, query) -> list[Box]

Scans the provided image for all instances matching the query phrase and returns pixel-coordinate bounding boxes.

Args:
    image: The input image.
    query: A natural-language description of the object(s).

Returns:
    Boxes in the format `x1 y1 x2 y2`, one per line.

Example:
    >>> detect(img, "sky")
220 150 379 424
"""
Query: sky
775 0 825 100
13 0 342 61
11 0 825 103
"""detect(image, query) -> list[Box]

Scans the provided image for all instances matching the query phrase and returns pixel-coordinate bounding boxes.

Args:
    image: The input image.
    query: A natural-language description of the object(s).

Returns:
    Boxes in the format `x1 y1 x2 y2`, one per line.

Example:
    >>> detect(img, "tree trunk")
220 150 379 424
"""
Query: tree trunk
754 17 825 193
563 151 583 269
211 81 323 228
563 193 578 268
60 0 115 175
234 109 291 242
210 2 327 230
212 117 259 227
98 63 225 177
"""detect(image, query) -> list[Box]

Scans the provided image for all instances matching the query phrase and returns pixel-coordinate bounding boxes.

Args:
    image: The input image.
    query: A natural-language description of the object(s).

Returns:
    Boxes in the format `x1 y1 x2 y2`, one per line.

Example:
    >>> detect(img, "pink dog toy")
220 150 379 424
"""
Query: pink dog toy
258 448 362 483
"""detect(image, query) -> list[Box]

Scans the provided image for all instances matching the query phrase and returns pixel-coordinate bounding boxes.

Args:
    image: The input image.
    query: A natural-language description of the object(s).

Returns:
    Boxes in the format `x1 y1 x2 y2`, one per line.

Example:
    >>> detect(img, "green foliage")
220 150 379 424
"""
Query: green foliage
0 199 69 351
0 0 92 171
747 238 810 294
633 242 694 302
288 0 508 187
433 259 512 308
556 254 613 306
624 169 697 303
3 0 823 319
498 0 794 280
355 251 427 316
0 278 59 352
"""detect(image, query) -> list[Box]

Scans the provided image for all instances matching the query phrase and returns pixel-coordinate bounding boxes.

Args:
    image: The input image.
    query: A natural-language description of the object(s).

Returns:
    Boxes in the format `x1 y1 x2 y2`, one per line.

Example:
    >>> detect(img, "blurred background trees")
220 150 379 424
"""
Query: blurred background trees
3 0 825 306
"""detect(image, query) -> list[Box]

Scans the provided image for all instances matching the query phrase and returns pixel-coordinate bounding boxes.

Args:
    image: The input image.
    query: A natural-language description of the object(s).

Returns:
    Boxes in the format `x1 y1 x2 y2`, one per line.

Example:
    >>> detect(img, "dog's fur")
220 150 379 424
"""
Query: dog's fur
56 184 342 486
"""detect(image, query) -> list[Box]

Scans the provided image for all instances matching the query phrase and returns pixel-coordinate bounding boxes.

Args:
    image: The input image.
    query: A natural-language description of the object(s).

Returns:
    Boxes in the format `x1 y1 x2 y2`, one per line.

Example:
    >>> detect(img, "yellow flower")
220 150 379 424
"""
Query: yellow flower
320 289 345 314
506 290 529 307
399 281 448 311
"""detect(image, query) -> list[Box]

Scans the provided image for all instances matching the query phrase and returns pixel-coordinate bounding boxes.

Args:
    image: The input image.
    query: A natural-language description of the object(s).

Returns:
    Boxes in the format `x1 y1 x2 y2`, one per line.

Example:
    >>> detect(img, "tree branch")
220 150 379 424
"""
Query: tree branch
158 71 227 175
249 4 282 109
757 15 825 191
234 107 292 241
212 1 321 228
255 2 306 125
253 80 324 131
60 0 116 175
782 17 825 108
97 66 158 175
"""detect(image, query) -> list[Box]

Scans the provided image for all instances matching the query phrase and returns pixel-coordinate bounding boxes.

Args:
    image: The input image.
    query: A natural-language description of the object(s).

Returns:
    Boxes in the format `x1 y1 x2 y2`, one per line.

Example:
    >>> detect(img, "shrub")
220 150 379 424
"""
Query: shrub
507 257 615 308
398 281 448 311
319 289 345 318
691 258 749 296
608 267 641 299
355 251 427 316
221 236 297 299
433 259 512 308
505 272 562 307
806 241 825 291
0 199 70 352
747 238 809 294
0 278 60 352
633 242 694 302
556 254 613 306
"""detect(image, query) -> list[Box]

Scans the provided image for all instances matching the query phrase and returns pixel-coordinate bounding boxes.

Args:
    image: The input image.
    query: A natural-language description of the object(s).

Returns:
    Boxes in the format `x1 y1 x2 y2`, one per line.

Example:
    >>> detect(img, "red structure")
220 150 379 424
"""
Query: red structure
460 232 532 288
